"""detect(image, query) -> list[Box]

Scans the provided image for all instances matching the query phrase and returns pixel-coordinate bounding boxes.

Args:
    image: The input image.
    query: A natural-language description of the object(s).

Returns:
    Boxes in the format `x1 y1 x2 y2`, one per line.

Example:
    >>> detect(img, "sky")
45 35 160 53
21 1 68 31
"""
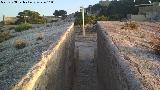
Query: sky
0 0 100 21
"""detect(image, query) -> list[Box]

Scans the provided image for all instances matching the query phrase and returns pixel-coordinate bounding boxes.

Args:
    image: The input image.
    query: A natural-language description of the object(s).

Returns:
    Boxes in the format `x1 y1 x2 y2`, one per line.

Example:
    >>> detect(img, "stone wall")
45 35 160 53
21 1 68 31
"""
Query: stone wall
138 3 160 21
12 23 75 90
96 22 143 90
4 16 17 25
130 15 147 21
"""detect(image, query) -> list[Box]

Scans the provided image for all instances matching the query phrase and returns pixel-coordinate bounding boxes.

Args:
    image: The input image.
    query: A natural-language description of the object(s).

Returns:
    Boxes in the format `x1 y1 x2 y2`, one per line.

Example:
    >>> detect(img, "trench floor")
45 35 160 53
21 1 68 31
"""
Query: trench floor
72 33 102 90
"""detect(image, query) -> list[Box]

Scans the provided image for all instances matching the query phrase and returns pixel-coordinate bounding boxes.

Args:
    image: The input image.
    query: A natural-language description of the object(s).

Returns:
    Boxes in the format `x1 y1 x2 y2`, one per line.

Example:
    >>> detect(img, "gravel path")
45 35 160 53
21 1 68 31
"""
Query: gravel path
72 34 100 90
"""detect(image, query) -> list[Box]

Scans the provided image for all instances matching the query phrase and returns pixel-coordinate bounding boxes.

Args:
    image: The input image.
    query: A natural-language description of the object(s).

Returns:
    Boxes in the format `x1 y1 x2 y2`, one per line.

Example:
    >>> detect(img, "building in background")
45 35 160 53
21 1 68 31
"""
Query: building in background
3 16 18 25
138 2 160 21
128 2 160 21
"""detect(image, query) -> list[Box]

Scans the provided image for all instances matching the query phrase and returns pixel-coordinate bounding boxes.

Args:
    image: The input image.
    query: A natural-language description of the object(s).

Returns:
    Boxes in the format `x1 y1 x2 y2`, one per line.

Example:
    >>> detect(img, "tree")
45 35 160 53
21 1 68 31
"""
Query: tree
53 10 59 17
74 11 82 18
104 0 138 20
90 4 102 13
53 10 67 18
135 0 150 5
150 0 160 2
16 10 46 24
74 12 86 26
97 15 108 21
74 11 97 26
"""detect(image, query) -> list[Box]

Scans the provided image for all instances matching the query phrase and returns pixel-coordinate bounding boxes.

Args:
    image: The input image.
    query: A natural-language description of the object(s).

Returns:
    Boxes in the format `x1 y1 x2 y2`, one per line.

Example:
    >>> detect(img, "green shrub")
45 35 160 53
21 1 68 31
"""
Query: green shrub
97 15 108 21
15 23 32 32
74 15 97 26
15 39 27 49
86 15 97 24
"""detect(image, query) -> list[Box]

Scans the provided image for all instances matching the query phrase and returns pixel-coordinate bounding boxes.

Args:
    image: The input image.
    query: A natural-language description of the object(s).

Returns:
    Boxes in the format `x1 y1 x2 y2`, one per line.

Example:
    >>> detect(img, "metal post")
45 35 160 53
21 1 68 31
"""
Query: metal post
24 16 27 24
82 6 85 37
3 15 5 25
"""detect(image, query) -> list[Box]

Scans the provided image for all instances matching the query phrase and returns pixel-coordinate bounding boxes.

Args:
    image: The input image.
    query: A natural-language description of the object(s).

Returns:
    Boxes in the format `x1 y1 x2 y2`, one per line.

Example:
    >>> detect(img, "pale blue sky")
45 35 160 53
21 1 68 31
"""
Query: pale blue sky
0 0 100 21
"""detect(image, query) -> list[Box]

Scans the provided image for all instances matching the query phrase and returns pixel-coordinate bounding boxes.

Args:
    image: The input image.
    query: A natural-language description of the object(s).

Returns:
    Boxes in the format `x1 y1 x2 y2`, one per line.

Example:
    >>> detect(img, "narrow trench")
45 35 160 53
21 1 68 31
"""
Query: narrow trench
71 29 103 90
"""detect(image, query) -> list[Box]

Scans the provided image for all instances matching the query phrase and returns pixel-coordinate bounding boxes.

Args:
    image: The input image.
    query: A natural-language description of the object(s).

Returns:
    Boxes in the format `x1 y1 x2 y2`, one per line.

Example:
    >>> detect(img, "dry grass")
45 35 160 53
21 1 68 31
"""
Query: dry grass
0 31 11 43
121 21 139 30
15 39 27 49
150 35 160 54
36 33 44 41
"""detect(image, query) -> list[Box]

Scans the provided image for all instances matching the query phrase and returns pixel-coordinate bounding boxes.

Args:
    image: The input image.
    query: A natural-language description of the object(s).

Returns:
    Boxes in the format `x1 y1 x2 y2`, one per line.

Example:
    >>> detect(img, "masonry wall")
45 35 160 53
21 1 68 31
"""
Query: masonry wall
96 22 143 90
130 15 147 21
13 23 75 90
138 4 160 21
4 16 17 25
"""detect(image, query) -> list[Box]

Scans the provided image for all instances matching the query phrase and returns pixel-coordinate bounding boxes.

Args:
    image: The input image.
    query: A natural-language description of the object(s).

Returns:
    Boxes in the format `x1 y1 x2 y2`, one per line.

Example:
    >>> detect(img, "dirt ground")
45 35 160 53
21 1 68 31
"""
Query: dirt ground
72 30 104 90
99 21 160 90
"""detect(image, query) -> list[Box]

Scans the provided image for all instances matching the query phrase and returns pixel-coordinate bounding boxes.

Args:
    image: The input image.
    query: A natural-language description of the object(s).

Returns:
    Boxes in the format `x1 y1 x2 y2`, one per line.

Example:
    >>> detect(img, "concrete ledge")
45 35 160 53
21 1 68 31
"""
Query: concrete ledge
12 23 75 90
96 22 143 90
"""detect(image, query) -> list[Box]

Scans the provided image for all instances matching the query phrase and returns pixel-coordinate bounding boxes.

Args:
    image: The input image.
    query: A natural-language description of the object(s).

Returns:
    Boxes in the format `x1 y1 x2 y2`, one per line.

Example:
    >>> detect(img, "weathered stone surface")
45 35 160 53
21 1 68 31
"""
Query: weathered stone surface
12 23 75 90
97 22 143 90
97 21 160 90
0 19 74 90
72 33 99 90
